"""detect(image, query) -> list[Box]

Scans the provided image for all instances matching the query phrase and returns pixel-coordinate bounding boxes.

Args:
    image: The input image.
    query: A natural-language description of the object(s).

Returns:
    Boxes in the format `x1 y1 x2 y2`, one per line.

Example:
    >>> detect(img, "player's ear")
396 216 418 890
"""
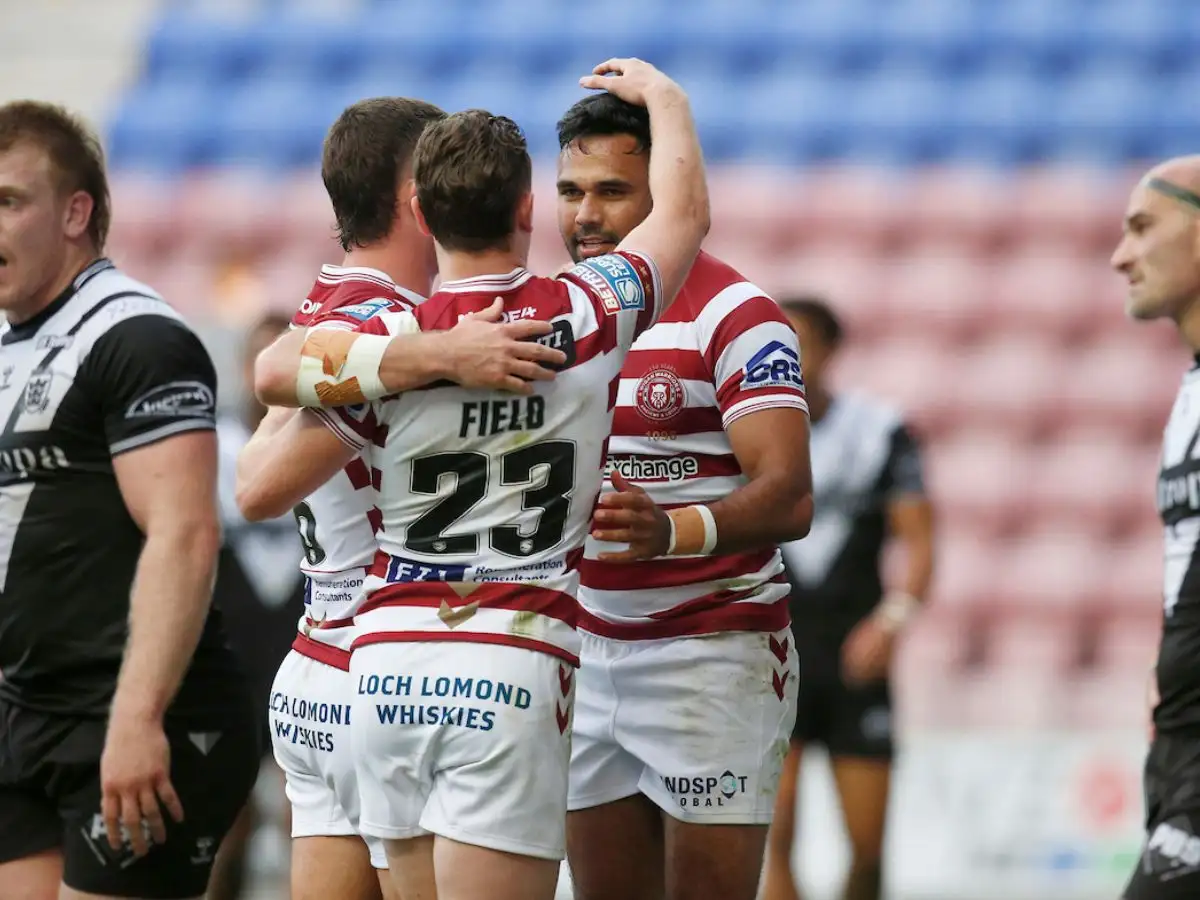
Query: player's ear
62 189 93 242
516 191 534 235
410 195 432 238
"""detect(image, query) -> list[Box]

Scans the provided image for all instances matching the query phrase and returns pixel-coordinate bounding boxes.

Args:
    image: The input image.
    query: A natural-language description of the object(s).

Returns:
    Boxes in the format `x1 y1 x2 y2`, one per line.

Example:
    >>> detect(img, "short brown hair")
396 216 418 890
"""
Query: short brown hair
412 110 532 254
322 97 447 252
0 101 110 251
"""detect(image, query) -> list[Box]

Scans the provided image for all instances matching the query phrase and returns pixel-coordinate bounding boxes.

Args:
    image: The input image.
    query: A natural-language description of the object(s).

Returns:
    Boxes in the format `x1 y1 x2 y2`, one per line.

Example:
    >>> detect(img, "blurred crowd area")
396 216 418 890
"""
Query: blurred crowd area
3 0 1189 895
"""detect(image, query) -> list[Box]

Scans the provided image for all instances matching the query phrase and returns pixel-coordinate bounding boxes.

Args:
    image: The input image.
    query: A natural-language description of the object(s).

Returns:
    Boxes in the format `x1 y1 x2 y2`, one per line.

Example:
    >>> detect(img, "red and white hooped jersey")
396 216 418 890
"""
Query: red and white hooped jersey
312 252 663 667
288 264 424 670
578 251 809 640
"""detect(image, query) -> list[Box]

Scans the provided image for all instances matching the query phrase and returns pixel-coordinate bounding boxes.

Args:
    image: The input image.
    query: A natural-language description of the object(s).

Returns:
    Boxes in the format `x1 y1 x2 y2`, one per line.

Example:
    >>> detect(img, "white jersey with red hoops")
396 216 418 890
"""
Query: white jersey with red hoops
312 252 663 667
577 251 809 640
288 264 424 669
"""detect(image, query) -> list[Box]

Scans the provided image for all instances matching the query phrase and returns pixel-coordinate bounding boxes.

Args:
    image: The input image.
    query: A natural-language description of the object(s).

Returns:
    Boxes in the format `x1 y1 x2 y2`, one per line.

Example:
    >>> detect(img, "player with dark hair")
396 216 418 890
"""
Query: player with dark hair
0 100 261 900
762 296 934 900
555 92 813 900
1113 157 1200 900
235 59 709 900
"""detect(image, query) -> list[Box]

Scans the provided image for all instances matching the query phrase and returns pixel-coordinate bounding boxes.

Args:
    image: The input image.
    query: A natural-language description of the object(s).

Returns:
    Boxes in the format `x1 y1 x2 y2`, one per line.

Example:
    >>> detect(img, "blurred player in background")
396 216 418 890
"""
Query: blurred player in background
0 100 260 900
556 94 813 900
1113 157 1200 900
762 297 934 900
207 312 306 900
236 58 709 900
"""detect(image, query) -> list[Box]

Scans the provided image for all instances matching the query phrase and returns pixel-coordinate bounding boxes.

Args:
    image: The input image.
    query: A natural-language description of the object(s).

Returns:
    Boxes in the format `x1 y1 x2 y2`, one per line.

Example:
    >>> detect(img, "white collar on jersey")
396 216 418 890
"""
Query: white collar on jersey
436 267 533 294
318 264 428 305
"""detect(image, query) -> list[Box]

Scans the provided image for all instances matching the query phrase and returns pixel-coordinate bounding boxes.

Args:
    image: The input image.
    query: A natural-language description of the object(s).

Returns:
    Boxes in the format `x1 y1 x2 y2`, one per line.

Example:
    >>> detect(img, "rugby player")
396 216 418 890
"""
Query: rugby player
763 297 934 900
236 58 708 900
0 101 260 900
1112 156 1200 900
239 97 565 900
555 93 813 900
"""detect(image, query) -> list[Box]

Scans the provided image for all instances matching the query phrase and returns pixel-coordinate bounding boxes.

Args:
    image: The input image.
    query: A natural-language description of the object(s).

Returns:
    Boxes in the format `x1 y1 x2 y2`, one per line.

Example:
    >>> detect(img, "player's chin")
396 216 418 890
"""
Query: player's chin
1126 292 1167 320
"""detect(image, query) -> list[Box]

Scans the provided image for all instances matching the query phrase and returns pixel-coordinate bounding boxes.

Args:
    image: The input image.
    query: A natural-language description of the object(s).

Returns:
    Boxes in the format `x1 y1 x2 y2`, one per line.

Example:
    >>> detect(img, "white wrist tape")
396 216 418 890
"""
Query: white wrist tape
874 591 921 634
296 330 392 407
666 504 719 556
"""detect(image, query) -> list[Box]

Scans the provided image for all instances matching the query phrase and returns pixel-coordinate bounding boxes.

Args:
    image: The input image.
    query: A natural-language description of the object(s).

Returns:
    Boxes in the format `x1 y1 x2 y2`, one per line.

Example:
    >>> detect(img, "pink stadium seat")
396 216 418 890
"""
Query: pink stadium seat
878 248 991 341
954 665 1066 730
992 530 1110 613
986 252 1101 343
927 530 1009 609
1093 612 1161 671
893 614 971 729
145 251 218 319
709 167 799 249
107 175 182 258
1025 431 1153 538
1067 669 1148 730
1010 166 1130 253
1057 338 1182 439
905 167 1011 252
949 335 1062 438
987 612 1081 674
175 171 288 257
259 247 329 316
925 429 1032 537
1097 533 1164 615
832 337 950 431
275 172 338 253
789 166 908 251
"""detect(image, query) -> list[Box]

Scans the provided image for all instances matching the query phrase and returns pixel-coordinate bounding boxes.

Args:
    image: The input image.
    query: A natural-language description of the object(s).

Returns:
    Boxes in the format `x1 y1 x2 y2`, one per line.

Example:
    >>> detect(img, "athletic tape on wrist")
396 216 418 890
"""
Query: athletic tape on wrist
297 330 391 407
666 505 718 556
874 591 921 634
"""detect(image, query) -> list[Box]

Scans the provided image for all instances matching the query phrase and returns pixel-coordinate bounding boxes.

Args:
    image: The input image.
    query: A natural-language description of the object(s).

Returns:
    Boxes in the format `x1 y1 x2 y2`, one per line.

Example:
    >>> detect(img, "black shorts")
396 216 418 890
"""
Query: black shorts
1123 731 1200 899
0 698 261 899
791 627 894 760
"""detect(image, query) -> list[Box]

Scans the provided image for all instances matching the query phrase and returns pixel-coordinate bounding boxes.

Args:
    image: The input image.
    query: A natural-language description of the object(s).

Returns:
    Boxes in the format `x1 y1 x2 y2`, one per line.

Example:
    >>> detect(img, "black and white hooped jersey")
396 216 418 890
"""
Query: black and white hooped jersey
1154 359 1200 732
0 258 243 718
780 393 925 636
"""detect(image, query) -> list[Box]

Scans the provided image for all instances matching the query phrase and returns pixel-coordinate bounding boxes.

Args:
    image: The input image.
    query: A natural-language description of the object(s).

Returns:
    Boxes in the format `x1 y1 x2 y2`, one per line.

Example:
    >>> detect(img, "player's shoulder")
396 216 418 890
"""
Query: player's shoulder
297 265 414 326
680 252 775 317
838 391 907 436
79 264 195 338
420 269 572 331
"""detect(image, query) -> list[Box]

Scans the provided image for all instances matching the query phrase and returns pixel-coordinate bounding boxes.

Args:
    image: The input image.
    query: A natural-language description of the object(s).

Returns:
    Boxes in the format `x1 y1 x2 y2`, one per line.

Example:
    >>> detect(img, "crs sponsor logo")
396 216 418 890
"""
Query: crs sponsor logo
333 297 394 321
661 770 749 809
566 254 646 315
634 367 686 422
126 381 216 419
743 340 804 391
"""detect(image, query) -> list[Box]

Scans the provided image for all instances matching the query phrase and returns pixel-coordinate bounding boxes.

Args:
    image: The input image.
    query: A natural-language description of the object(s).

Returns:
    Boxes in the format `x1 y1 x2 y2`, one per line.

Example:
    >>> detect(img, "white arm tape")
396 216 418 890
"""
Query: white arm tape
696 504 718 555
295 331 392 407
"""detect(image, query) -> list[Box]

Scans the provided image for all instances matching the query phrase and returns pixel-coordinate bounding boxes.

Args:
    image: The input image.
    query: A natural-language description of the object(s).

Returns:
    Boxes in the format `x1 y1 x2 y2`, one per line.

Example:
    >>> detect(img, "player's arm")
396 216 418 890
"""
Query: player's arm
90 314 222 854
255 300 565 408
877 426 935 629
236 409 360 521
583 58 710 310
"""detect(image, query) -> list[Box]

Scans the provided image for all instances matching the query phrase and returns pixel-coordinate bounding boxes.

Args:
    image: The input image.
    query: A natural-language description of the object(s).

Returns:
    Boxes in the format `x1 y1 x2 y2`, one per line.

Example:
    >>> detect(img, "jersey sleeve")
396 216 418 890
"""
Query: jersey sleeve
879 423 926 499
698 289 809 429
84 315 219 456
308 296 418 332
558 250 664 348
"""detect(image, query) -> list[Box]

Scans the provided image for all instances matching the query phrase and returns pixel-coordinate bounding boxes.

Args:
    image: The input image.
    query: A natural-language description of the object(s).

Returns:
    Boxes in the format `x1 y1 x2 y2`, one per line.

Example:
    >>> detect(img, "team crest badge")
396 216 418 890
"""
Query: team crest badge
24 373 52 413
634 367 685 422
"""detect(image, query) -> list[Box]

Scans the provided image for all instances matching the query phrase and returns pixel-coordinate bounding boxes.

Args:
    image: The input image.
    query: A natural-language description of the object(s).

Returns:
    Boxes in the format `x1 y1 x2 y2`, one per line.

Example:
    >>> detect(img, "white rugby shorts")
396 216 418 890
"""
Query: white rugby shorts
351 640 574 860
269 649 388 868
568 628 798 824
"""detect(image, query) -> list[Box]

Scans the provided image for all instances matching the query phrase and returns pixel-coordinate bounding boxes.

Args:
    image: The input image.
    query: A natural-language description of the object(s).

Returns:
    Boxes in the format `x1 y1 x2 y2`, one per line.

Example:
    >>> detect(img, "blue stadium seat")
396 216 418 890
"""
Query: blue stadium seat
740 69 855 164
142 11 258 85
977 0 1091 75
874 0 987 75
211 78 340 168
767 0 888 74
949 68 1050 166
842 68 954 164
1075 0 1188 74
1050 65 1160 164
107 79 221 172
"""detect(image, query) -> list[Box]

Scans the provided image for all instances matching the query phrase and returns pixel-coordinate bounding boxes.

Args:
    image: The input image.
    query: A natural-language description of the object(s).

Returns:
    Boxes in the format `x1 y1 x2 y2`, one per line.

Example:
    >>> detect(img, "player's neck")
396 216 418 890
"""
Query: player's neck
7 246 97 325
341 243 432 299
436 246 524 285
1179 296 1200 353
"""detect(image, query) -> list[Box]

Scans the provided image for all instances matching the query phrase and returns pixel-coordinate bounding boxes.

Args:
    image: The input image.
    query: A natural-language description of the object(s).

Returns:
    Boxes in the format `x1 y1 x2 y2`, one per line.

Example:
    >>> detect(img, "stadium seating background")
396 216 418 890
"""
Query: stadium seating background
4 0 1184 895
